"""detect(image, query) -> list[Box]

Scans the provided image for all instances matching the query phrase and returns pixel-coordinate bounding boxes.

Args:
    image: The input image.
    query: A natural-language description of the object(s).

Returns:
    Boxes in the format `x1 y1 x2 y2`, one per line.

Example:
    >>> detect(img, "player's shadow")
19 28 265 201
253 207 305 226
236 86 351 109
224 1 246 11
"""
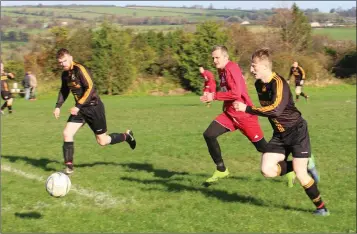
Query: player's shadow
2 155 60 171
120 176 312 213
121 176 266 206
14 211 42 219
76 162 189 179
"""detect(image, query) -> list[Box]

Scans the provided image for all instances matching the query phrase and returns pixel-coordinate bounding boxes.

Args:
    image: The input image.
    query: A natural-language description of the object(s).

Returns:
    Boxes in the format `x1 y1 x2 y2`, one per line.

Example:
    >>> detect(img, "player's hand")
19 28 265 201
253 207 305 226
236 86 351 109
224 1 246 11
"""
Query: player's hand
53 108 61 119
287 80 290 85
70 107 79 115
200 92 214 103
7 73 15 79
300 80 304 85
233 101 247 112
70 107 80 115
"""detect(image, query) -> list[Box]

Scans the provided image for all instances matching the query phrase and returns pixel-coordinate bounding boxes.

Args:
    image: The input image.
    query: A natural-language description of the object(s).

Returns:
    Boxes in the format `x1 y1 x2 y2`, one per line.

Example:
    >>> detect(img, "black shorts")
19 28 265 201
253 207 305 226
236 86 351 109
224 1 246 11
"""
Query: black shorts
67 99 107 135
295 81 303 87
265 119 311 158
1 91 12 100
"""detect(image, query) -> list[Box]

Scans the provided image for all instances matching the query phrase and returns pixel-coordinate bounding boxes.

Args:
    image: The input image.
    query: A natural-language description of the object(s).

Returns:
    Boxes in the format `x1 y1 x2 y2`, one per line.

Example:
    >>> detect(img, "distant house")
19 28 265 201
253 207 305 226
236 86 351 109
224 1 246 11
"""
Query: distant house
310 22 321 27
61 21 68 26
325 22 334 27
241 21 250 25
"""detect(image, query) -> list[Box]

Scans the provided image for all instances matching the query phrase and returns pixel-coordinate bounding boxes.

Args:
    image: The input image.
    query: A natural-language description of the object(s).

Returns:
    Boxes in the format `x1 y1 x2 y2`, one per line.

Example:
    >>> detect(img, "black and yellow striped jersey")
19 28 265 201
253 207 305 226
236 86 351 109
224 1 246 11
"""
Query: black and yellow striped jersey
1 73 13 92
55 62 100 109
289 66 305 81
245 72 302 133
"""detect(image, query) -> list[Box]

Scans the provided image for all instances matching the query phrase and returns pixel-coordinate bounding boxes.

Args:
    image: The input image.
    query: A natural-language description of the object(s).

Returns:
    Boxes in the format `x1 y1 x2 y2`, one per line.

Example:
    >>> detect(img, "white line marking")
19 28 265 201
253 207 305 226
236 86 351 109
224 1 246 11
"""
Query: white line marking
1 164 134 208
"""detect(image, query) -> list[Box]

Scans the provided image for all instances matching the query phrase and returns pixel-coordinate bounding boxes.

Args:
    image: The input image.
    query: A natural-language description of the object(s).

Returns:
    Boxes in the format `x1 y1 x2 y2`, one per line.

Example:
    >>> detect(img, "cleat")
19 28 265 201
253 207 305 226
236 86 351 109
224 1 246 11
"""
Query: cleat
313 208 330 216
63 163 74 175
205 168 229 183
1 110 4 115
305 96 309 101
308 154 319 183
286 171 296 188
126 130 136 150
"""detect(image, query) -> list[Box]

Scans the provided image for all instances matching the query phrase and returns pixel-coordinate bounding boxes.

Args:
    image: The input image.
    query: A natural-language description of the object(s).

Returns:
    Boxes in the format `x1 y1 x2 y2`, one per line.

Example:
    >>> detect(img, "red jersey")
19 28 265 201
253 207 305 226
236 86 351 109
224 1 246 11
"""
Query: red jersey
200 70 216 93
214 61 254 119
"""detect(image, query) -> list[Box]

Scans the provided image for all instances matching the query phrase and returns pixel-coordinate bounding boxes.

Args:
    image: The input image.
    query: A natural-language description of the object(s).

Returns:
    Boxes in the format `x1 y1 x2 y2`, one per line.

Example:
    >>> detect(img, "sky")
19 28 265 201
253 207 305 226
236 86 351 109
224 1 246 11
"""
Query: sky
1 1 356 13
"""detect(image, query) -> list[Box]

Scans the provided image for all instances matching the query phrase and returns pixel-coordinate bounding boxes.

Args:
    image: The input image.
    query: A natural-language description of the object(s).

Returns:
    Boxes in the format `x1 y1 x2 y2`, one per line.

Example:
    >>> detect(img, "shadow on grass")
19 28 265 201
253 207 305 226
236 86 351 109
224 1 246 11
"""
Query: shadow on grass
1 155 281 184
14 211 42 219
2 156 311 213
121 176 265 205
2 155 59 171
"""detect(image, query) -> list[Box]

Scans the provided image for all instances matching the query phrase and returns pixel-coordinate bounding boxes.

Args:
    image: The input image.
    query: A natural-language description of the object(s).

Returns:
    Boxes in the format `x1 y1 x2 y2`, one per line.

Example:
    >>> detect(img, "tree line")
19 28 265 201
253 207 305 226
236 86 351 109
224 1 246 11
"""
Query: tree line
6 4 356 95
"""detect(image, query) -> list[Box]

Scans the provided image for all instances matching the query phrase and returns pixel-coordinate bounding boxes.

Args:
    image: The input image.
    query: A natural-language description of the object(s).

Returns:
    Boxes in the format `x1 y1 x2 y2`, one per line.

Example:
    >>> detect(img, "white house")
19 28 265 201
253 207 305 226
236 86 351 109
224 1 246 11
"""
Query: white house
310 22 321 27
241 21 250 25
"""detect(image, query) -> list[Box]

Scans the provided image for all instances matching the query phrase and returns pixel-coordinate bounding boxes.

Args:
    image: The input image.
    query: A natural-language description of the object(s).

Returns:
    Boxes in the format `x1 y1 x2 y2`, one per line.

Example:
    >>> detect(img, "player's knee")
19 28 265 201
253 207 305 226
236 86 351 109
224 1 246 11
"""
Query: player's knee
203 131 216 141
63 130 74 139
260 165 276 178
96 138 107 146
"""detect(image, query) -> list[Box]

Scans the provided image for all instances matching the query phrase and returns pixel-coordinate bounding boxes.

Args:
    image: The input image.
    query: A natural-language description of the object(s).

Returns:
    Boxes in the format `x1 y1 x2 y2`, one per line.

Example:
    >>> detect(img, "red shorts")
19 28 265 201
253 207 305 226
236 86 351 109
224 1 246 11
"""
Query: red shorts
215 112 264 142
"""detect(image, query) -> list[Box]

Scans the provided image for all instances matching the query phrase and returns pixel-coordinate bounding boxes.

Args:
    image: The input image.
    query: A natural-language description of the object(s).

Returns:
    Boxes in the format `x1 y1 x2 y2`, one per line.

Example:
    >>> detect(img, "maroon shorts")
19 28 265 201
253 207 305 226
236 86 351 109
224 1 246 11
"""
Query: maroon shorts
215 112 264 142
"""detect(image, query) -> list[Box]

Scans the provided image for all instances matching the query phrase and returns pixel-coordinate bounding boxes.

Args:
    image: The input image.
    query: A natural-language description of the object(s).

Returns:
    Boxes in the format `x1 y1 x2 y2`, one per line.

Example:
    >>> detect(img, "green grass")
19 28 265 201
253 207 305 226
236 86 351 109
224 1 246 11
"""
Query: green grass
312 27 356 41
1 84 356 232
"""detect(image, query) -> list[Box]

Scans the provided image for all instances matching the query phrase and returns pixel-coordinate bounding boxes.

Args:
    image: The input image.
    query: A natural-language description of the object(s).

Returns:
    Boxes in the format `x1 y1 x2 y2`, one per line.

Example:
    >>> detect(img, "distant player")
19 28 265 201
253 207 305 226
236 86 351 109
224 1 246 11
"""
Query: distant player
288 61 309 102
1 62 15 114
53 48 136 175
199 66 216 107
234 48 328 216
200 45 268 184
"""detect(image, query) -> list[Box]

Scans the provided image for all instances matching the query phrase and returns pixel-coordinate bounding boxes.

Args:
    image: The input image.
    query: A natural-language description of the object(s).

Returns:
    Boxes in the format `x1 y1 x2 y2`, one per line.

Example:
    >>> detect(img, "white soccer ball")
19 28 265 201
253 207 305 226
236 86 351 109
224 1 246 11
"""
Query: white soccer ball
45 172 71 197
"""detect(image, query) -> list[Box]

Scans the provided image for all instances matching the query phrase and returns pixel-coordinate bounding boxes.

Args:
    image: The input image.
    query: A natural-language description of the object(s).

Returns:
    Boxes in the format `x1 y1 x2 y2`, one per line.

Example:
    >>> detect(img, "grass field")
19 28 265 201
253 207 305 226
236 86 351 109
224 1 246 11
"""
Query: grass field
1 84 356 232
312 27 356 41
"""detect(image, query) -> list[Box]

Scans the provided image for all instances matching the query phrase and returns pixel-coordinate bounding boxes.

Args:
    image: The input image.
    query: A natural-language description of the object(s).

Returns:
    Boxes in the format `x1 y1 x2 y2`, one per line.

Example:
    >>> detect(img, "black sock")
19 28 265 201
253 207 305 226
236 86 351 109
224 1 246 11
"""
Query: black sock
252 138 267 153
63 142 74 167
203 121 229 172
1 102 7 110
216 162 226 172
277 161 293 176
109 133 127 145
8 105 12 113
303 179 326 210
301 92 307 98
296 95 299 100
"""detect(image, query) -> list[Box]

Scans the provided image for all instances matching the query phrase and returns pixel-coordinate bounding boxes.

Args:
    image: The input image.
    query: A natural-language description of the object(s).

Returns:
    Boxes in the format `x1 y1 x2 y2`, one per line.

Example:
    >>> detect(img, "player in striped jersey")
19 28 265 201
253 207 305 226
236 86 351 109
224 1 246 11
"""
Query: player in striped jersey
233 48 329 216
54 48 136 175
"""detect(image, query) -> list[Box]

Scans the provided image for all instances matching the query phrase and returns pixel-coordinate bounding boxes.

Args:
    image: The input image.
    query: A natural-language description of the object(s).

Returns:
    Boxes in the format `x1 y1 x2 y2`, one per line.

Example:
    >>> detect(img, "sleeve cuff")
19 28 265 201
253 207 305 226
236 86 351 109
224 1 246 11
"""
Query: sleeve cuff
75 103 82 109
245 106 253 113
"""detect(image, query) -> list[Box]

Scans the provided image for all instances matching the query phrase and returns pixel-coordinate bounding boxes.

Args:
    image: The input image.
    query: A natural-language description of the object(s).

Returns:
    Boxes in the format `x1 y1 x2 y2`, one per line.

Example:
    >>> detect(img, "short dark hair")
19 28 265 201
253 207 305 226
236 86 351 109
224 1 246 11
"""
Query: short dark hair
56 48 70 59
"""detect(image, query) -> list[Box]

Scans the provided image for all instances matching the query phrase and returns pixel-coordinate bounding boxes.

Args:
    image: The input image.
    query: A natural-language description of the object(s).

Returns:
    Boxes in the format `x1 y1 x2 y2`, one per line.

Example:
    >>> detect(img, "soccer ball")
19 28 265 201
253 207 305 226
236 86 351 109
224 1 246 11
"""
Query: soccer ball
45 172 71 197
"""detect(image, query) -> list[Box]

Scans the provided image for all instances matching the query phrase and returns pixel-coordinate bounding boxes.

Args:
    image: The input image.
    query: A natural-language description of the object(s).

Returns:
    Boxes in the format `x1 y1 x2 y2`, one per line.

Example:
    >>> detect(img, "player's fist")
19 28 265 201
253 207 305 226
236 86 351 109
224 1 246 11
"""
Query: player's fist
53 108 60 119
233 101 247 112
300 80 304 85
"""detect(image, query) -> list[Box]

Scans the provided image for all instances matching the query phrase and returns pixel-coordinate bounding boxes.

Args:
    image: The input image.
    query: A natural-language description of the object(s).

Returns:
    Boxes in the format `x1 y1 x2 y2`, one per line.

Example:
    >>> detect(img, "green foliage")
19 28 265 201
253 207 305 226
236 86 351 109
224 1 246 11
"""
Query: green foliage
178 21 227 93
89 22 136 95
3 60 25 84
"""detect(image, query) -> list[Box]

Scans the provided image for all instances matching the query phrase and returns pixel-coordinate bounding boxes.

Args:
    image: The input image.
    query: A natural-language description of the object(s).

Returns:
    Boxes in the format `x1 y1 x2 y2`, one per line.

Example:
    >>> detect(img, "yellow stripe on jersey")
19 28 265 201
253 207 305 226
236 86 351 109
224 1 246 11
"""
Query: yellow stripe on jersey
252 74 283 113
298 66 306 79
74 62 93 105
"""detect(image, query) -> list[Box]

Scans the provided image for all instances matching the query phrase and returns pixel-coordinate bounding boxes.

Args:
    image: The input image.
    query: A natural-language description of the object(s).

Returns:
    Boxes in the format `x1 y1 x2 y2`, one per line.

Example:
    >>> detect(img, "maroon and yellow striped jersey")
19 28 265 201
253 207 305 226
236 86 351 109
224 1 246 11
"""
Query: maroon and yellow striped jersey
55 62 100 109
245 72 302 133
